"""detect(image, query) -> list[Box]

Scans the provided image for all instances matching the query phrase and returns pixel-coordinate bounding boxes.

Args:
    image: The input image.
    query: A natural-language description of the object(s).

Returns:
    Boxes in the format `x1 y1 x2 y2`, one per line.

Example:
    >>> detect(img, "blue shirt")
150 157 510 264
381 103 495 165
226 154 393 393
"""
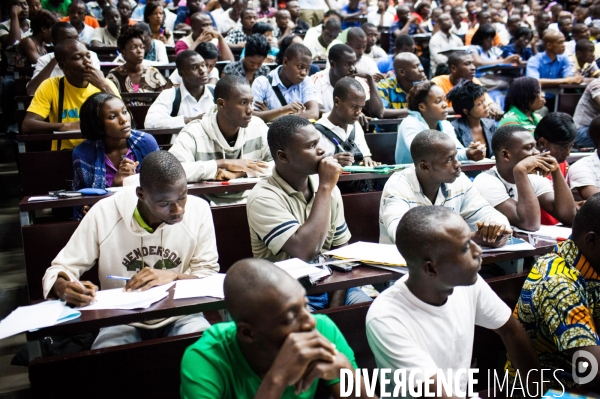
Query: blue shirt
388 21 418 54
252 66 318 110
526 51 573 80
377 54 394 74
396 111 468 164
341 4 363 29
501 43 533 61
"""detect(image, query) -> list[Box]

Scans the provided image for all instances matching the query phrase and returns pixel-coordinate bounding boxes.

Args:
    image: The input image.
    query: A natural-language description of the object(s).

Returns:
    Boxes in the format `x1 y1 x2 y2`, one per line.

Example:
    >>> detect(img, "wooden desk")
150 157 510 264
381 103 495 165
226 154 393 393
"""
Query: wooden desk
26 266 400 342
19 173 389 224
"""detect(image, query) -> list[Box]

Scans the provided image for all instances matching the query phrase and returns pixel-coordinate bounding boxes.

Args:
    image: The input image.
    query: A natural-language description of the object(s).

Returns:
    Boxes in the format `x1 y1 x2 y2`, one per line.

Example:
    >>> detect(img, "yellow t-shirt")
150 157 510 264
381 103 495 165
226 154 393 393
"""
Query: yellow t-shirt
27 76 120 150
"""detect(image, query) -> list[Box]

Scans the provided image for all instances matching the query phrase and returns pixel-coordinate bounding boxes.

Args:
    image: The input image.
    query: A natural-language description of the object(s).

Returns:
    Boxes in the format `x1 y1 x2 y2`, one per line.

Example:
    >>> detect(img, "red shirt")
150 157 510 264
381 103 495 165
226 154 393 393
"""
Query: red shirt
540 161 568 225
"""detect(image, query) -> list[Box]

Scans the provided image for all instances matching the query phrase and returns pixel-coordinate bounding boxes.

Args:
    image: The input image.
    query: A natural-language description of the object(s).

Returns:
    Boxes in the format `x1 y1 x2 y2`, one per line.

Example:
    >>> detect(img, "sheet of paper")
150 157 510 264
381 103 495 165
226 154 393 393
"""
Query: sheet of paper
481 237 537 253
28 196 58 202
325 241 407 267
514 225 572 240
174 274 226 300
79 282 174 310
274 258 331 280
0 300 77 340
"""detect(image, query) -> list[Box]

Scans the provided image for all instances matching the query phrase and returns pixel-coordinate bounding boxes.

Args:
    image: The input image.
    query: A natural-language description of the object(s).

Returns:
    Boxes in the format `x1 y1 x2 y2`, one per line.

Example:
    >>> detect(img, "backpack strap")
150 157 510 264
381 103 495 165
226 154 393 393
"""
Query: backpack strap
314 123 364 163
171 87 181 117
267 75 288 107
314 123 346 153
58 77 65 123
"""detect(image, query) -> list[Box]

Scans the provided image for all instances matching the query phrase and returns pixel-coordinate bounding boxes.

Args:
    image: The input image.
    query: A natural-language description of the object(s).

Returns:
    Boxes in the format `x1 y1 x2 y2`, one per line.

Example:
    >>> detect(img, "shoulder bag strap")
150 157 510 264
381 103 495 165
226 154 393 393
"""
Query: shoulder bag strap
267 75 287 107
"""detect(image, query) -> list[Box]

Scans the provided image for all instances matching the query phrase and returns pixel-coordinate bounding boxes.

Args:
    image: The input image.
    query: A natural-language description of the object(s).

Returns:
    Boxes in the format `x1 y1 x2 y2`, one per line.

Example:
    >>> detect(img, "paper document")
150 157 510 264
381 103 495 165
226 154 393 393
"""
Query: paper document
79 282 174 310
514 225 572 240
481 237 536 252
325 242 406 267
0 300 81 340
459 159 496 165
274 258 331 282
174 274 226 300
28 196 58 202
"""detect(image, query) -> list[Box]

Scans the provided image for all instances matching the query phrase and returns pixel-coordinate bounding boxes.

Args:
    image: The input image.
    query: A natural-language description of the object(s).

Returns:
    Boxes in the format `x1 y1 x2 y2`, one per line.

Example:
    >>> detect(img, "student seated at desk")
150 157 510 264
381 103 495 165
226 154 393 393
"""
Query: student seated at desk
505 194 600 391
311 44 383 116
43 151 219 349
65 0 95 45
526 30 583 89
169 75 271 205
26 22 101 96
473 125 576 231
251 43 319 123
106 26 167 105
181 258 373 399
573 78 600 149
395 81 481 164
72 93 159 218
367 206 541 396
221 34 271 85
167 42 221 88
90 6 121 47
315 77 377 167
568 116 600 200
145 50 215 129
498 76 546 133
447 81 495 159
376 52 425 121
22 38 119 150
112 22 170 66
246 115 372 310
380 130 510 245
533 112 577 225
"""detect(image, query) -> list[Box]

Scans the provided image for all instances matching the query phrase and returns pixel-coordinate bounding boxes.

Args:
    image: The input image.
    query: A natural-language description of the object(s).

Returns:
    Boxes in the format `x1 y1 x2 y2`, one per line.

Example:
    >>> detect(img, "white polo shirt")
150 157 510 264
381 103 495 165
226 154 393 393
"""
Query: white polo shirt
379 167 510 244
311 69 370 111
144 83 216 128
567 151 600 190
315 113 372 158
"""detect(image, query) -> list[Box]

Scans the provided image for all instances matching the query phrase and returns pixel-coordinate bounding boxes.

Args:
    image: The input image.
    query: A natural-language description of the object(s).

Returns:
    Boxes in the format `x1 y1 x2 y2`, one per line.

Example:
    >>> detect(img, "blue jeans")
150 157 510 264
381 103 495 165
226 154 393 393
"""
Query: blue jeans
307 287 372 312
576 126 596 148
91 312 210 349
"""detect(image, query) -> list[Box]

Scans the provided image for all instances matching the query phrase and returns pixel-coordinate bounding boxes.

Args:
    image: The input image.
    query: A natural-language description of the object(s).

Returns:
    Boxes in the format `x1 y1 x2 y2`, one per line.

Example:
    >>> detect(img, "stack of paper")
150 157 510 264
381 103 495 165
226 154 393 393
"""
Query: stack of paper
174 274 226 300
79 282 174 310
325 242 407 268
514 225 572 241
0 300 81 340
481 237 536 253
274 258 331 283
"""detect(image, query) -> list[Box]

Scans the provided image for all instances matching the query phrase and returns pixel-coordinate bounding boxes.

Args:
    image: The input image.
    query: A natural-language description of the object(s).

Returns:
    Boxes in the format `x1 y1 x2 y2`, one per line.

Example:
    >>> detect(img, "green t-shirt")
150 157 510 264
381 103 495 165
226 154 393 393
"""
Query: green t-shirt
180 314 358 399
497 105 541 133
41 0 72 16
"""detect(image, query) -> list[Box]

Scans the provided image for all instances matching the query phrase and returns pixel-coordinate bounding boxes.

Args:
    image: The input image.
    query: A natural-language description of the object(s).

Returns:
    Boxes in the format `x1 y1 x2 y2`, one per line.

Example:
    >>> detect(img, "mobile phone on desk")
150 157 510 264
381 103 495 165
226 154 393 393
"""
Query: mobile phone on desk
329 262 359 272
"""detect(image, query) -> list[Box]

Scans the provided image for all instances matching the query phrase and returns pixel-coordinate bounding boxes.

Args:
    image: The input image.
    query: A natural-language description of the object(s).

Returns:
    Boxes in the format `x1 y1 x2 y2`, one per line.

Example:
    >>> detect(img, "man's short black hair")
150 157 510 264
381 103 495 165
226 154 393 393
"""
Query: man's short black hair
410 129 451 164
51 21 75 42
324 9 342 20
328 43 354 64
573 193 600 238
396 206 458 267
245 33 270 58
394 34 414 50
215 75 249 101
576 38 595 53
117 25 145 50
195 42 219 59
491 125 529 157
140 151 186 190
447 50 470 68
134 21 151 35
533 112 577 144
240 7 255 18
54 38 80 62
324 17 341 30
587 115 600 147
346 27 366 42
333 77 364 101
102 5 119 18
446 81 487 117
267 115 311 154
283 43 312 62
361 22 377 30
175 50 200 71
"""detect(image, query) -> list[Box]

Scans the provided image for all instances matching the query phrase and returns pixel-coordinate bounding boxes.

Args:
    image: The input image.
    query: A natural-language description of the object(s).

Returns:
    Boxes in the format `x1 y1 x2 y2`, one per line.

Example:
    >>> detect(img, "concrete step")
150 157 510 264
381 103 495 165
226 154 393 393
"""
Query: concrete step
0 334 30 397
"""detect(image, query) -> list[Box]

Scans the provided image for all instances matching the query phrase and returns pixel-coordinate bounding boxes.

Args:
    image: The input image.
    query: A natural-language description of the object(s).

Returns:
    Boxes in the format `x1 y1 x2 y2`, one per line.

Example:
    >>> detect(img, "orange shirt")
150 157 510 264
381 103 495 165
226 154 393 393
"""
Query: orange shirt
430 75 491 109
60 15 100 28
464 28 504 46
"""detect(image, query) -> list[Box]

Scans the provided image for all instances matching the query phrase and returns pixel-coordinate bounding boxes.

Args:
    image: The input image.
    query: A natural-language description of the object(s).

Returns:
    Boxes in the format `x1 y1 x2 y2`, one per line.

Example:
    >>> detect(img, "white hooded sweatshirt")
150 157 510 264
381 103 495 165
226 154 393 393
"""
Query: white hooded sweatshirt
169 105 273 205
42 187 219 328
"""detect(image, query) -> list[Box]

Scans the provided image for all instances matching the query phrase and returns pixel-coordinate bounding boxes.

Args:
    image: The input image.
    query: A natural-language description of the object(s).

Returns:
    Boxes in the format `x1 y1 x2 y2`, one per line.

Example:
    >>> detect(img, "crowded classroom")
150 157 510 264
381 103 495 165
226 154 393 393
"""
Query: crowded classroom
2 0 600 396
